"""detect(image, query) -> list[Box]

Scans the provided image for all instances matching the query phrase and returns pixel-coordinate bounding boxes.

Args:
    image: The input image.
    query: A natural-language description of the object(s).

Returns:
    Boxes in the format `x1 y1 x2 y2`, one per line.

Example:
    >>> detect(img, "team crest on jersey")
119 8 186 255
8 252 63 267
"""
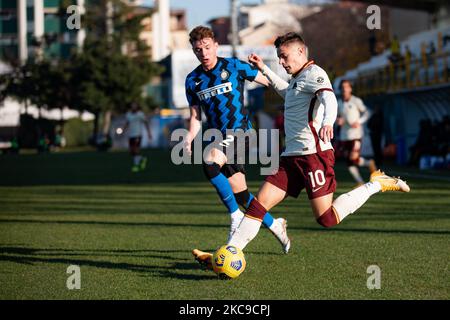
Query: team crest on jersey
294 81 305 89
317 76 324 84
220 69 230 80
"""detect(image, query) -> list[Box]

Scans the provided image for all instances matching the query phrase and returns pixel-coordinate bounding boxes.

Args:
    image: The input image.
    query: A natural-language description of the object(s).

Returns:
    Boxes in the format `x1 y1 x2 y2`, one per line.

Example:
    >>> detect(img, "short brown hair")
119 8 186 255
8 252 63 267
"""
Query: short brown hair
339 79 353 89
189 26 216 45
274 32 305 48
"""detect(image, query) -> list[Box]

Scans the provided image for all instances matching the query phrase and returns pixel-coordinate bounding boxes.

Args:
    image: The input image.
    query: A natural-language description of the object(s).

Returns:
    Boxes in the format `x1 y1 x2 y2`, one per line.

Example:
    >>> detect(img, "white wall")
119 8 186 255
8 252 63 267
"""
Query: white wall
0 98 94 127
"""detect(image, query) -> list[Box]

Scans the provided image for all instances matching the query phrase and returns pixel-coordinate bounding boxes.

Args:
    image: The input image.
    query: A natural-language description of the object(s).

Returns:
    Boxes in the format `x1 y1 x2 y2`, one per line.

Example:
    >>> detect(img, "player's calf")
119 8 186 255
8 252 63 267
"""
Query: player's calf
348 153 360 166
234 189 274 227
234 189 290 253
227 199 266 250
234 189 252 209
203 162 240 215
316 171 410 228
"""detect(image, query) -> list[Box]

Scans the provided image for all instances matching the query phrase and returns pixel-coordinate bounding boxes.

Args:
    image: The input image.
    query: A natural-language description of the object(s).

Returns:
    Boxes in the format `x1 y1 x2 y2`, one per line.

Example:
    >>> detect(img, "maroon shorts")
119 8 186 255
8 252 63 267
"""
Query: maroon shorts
129 136 142 154
265 149 337 200
341 139 361 166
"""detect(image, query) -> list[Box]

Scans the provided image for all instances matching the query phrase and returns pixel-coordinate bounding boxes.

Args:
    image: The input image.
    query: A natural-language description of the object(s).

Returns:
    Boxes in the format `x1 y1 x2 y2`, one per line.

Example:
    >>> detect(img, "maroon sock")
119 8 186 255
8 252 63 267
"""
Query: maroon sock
245 199 267 221
316 207 339 228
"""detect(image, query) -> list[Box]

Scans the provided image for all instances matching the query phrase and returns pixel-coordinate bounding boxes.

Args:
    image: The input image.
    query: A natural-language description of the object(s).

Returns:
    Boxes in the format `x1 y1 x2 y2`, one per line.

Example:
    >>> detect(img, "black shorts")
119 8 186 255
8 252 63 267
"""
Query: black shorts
129 136 142 148
129 137 142 155
204 132 251 178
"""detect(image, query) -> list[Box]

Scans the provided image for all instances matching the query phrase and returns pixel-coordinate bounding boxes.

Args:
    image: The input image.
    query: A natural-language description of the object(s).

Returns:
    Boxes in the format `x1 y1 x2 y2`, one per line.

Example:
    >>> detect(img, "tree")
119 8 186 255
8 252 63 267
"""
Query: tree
1 1 162 148
74 0 163 141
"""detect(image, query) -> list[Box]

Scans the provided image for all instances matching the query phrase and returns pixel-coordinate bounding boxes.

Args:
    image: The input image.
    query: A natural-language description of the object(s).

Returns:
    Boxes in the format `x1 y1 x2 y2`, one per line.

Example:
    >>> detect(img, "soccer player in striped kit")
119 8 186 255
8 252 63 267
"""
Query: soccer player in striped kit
184 26 291 263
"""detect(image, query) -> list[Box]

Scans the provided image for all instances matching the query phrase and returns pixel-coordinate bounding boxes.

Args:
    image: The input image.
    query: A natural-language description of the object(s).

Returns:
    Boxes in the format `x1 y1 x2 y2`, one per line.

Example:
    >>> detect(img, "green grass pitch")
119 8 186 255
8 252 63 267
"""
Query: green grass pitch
0 149 449 299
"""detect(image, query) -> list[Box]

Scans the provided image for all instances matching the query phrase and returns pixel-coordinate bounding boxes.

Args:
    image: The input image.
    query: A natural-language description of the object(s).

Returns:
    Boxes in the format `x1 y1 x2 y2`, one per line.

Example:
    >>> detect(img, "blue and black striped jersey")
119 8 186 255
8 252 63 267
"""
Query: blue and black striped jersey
185 57 259 134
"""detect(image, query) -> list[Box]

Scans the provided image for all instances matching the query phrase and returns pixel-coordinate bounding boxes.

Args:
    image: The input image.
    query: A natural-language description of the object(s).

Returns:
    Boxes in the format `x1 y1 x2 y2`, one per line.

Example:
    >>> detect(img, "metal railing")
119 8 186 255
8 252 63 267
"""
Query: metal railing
353 50 450 96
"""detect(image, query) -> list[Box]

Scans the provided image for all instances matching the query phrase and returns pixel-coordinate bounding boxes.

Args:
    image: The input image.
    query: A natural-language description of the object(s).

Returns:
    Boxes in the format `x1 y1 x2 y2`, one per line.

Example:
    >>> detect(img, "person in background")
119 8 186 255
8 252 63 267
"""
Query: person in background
337 80 377 185
123 102 152 173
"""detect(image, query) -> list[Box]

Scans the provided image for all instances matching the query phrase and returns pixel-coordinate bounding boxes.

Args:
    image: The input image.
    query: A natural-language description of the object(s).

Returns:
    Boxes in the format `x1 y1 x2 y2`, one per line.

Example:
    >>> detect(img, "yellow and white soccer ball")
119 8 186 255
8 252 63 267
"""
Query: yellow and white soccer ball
212 245 246 279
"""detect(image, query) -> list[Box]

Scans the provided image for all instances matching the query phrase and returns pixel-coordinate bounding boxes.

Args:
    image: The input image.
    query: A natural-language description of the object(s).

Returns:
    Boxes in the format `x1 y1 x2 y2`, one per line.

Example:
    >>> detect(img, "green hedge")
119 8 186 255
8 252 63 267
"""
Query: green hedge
63 118 93 147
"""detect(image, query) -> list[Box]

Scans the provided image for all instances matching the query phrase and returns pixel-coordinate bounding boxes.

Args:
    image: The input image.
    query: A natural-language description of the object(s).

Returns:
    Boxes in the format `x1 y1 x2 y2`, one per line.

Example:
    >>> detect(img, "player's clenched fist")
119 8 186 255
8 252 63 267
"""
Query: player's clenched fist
248 53 265 70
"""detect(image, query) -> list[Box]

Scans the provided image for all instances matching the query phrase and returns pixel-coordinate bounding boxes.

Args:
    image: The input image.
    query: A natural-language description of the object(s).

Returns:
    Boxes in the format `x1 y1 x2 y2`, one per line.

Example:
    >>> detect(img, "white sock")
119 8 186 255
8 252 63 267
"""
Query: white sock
332 181 382 222
230 209 244 222
359 157 370 167
348 165 364 184
268 218 279 232
228 209 245 242
134 155 142 165
227 216 262 250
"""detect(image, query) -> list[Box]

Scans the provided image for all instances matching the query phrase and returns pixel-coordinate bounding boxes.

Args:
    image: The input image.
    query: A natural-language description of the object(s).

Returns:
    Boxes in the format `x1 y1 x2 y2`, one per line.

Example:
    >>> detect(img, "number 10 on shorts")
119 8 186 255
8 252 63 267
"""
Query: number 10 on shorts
308 169 326 191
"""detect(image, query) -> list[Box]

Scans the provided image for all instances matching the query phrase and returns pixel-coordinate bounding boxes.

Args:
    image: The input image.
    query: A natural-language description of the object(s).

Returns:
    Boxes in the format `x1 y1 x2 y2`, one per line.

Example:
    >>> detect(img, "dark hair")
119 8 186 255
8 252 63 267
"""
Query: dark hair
189 26 216 45
130 101 140 109
274 32 305 48
339 79 353 89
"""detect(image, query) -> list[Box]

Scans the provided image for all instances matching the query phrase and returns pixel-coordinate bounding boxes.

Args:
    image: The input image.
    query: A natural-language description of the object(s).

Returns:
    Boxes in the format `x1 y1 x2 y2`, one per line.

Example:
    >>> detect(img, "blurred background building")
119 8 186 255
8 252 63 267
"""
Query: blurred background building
0 0 84 63
0 0 449 168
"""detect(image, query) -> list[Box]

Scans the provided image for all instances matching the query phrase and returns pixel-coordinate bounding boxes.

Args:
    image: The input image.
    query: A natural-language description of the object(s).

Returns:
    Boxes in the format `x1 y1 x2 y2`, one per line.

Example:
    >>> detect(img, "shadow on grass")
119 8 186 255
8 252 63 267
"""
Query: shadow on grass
0 218 228 229
4 150 429 187
1 218 449 236
0 246 218 281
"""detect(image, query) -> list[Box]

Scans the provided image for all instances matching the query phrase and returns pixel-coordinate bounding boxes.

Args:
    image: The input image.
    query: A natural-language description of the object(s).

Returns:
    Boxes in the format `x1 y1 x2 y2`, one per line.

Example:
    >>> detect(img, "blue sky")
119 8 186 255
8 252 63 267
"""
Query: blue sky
143 0 262 29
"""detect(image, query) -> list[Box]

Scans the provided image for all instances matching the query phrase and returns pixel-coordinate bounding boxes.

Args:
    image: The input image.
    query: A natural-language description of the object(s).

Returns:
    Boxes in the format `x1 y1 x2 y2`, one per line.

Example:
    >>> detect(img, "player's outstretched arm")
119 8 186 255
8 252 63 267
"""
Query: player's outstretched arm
248 53 288 99
254 72 271 87
318 90 338 143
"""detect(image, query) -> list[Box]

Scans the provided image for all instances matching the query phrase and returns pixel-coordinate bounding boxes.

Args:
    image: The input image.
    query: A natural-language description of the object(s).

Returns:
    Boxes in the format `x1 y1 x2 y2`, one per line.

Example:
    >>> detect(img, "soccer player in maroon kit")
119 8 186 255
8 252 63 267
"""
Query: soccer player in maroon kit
196 32 410 266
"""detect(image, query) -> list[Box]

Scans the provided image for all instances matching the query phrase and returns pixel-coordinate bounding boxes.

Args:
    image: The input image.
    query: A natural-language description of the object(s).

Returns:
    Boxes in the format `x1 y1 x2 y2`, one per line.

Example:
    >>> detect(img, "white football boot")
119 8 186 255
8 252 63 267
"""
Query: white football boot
270 218 291 254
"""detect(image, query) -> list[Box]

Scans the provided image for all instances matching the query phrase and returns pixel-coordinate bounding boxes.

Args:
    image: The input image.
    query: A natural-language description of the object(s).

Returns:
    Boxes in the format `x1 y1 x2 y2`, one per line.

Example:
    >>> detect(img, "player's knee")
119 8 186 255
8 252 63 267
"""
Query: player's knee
347 156 359 166
234 189 250 208
202 162 221 180
316 207 339 228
